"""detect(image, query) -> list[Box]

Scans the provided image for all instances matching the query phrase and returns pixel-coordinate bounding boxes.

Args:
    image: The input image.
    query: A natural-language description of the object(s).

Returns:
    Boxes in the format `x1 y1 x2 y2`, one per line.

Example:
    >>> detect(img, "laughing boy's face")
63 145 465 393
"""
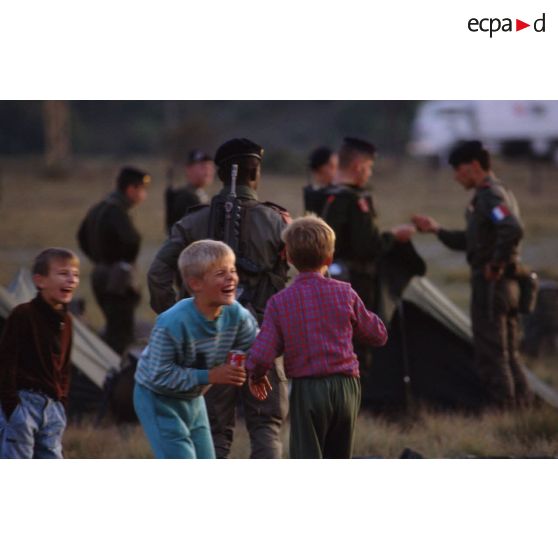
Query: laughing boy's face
33 258 80 310
197 254 239 310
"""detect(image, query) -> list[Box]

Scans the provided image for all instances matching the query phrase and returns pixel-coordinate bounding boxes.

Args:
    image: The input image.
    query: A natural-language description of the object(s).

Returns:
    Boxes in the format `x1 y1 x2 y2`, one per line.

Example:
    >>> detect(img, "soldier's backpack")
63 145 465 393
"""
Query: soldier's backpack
206 195 289 322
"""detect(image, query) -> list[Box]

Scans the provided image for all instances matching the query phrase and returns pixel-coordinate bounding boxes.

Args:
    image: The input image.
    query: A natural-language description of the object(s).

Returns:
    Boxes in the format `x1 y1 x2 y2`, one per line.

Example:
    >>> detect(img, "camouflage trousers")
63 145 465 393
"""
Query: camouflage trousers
204 360 288 458
471 275 532 409
92 266 140 355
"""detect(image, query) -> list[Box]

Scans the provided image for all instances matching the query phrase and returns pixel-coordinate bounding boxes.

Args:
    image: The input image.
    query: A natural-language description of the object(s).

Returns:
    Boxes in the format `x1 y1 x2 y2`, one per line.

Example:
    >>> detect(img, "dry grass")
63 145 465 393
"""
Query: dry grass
354 407 558 458
63 421 153 459
62 405 558 459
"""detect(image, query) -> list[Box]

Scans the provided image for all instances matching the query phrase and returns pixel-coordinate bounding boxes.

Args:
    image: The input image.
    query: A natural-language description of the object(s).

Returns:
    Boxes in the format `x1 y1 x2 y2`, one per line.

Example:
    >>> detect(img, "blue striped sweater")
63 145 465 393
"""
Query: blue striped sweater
135 298 258 399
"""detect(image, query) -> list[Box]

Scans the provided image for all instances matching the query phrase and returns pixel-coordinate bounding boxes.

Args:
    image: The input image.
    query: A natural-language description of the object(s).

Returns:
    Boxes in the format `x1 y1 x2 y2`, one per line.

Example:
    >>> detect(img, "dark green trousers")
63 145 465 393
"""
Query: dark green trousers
289 374 361 459
471 275 532 409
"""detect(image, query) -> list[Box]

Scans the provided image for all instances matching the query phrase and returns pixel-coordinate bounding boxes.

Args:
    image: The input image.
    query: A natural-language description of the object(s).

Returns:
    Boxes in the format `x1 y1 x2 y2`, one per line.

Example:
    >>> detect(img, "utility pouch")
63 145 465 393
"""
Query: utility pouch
517 269 539 314
105 262 138 296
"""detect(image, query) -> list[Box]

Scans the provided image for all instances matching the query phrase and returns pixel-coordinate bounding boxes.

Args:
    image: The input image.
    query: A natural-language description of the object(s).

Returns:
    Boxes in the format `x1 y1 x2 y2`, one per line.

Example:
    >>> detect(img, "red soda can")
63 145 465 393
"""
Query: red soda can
227 350 246 368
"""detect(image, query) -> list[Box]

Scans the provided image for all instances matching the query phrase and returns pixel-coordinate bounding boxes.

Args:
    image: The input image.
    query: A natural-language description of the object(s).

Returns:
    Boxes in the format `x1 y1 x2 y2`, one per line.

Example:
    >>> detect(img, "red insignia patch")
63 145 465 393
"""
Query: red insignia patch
357 198 370 213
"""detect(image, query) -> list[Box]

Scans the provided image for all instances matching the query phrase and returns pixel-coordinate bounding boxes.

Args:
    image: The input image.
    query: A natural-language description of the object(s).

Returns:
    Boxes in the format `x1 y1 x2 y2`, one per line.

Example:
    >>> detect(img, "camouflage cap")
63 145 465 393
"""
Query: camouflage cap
214 138 264 167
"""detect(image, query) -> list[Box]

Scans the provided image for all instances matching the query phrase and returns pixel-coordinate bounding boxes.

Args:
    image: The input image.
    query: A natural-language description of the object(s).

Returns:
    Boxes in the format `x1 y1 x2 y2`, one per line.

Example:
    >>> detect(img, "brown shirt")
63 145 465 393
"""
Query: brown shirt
0 294 73 417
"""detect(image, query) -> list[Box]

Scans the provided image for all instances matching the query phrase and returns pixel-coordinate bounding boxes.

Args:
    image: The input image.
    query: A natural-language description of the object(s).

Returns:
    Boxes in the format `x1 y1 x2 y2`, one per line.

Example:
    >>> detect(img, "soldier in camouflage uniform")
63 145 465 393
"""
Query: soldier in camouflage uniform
413 140 532 408
302 146 338 215
78 167 150 355
165 149 214 234
148 138 289 458
320 137 415 317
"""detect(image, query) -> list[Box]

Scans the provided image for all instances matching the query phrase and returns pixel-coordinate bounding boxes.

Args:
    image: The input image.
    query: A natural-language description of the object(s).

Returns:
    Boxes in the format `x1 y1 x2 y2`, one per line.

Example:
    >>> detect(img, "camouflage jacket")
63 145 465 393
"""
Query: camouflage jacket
165 183 209 234
438 175 523 273
77 190 140 265
320 183 395 273
148 184 289 324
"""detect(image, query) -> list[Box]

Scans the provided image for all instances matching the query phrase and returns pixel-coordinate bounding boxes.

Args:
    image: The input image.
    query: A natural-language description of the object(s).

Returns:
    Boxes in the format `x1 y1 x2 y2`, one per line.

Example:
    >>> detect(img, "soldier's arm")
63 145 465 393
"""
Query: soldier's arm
167 189 198 231
258 203 291 286
437 229 467 251
110 207 141 262
147 221 188 314
480 191 524 264
412 213 467 251
380 231 396 253
347 197 393 260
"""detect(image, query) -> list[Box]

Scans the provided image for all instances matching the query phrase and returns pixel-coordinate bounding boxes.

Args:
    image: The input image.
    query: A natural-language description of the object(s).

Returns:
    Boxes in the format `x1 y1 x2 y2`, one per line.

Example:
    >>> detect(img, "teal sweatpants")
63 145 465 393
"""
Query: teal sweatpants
289 374 361 459
133 382 215 459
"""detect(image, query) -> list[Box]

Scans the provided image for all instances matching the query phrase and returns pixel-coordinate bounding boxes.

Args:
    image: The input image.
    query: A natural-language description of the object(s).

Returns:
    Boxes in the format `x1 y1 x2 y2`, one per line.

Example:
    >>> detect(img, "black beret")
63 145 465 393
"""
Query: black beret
117 166 150 189
342 137 376 157
308 146 334 170
187 149 213 165
448 140 488 168
214 138 264 167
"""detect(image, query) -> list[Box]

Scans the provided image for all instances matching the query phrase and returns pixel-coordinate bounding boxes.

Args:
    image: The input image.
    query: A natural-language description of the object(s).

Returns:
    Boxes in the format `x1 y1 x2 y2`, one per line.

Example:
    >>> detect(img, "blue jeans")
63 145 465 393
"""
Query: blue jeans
0 390 67 459
133 382 215 459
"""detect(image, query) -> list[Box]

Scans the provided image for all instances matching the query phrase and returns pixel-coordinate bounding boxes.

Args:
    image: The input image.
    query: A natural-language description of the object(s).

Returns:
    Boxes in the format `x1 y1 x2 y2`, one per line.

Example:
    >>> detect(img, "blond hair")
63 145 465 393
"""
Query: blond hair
282 216 335 271
178 240 235 288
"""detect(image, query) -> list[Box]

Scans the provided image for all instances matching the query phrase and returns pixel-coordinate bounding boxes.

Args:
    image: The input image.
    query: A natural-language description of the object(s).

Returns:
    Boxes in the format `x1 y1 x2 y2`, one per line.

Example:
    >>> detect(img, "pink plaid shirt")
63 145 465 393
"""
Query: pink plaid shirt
246 272 388 379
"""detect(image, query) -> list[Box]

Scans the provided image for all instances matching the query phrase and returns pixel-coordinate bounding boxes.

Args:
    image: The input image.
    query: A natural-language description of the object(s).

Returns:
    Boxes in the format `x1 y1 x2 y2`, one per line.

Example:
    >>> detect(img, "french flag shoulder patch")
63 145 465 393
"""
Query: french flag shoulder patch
491 204 511 223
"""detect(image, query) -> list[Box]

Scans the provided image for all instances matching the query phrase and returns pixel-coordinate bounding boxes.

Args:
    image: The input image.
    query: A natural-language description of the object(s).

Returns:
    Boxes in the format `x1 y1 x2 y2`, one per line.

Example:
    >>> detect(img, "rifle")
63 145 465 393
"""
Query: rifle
223 164 259 274
223 164 241 252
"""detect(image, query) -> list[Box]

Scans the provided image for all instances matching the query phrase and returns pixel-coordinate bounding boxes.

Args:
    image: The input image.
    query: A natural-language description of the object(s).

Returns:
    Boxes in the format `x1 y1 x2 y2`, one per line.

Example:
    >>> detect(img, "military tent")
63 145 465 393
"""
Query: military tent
362 276 558 412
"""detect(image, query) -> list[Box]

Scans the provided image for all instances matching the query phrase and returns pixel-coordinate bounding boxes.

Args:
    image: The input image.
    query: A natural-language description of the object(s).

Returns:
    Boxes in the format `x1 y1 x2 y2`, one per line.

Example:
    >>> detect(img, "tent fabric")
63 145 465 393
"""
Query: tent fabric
405 277 558 408
363 276 558 410
403 277 472 341
363 295 482 412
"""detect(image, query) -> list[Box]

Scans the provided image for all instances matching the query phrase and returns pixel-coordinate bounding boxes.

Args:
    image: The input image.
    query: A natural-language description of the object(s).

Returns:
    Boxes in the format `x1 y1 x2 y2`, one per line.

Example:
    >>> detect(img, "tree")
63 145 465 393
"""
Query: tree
43 100 71 175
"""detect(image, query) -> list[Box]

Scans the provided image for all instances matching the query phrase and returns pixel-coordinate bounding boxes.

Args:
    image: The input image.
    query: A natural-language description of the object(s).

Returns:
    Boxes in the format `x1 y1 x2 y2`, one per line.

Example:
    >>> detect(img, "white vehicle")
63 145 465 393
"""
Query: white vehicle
408 100 558 165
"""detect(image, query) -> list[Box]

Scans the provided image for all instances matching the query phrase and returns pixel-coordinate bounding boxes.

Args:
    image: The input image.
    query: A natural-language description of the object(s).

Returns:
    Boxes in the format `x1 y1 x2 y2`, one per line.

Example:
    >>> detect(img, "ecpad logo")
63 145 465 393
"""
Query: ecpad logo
468 13 546 37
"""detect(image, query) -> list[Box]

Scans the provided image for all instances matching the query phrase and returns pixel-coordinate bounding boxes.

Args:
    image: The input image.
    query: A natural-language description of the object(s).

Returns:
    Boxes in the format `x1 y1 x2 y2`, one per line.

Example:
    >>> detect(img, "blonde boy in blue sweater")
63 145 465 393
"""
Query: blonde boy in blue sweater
134 240 258 458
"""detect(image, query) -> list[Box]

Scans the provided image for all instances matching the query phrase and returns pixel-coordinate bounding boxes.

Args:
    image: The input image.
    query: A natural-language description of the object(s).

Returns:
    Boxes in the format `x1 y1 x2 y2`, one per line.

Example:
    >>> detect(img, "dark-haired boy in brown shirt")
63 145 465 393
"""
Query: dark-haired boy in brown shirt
0 248 80 458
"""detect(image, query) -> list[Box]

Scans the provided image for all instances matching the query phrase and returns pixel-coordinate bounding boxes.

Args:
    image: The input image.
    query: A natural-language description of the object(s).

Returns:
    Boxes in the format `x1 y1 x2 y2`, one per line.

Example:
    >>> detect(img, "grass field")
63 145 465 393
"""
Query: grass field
2 155 558 458
63 407 558 459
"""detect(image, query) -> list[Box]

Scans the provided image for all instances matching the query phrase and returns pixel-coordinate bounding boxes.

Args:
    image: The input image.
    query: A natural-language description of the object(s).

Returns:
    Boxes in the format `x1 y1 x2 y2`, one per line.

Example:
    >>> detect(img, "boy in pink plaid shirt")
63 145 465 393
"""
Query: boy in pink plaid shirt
246 216 388 458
